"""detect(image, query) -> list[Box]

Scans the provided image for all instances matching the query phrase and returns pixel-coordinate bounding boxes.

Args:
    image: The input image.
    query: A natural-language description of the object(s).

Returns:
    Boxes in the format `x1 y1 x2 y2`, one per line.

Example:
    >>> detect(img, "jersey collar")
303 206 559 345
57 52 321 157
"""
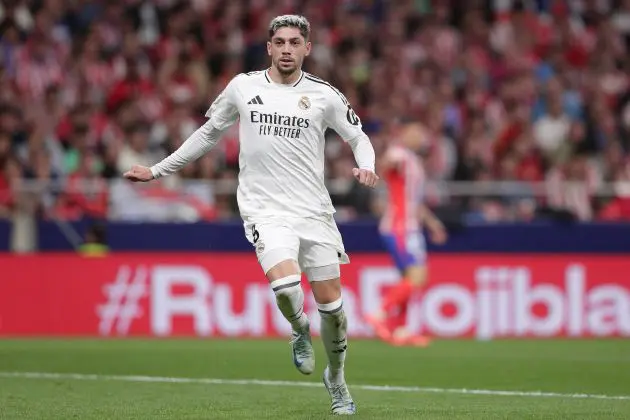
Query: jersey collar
265 68 304 87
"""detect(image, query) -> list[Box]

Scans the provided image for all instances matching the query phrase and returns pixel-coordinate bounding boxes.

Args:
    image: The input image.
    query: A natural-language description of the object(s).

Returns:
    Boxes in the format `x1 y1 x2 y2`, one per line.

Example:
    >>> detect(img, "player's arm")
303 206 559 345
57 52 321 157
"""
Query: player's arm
125 120 223 181
324 88 378 188
124 77 241 182
347 134 378 187
377 147 405 175
418 203 447 245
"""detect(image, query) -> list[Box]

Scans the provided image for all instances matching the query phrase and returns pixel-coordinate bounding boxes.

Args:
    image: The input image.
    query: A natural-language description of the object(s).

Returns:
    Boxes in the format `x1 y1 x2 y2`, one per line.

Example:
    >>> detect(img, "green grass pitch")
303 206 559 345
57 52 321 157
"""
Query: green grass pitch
0 338 629 419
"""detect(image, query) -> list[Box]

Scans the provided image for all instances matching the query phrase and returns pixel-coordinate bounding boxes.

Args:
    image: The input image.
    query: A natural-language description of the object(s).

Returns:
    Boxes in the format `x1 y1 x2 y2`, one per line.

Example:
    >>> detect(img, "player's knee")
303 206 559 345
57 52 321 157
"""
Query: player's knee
309 267 342 304
270 274 303 299
404 265 427 287
317 296 346 324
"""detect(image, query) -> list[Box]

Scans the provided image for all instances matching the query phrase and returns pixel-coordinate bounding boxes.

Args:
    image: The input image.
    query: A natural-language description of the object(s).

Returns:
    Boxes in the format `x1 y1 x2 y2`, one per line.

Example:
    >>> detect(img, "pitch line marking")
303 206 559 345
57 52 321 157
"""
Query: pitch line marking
1 371 629 401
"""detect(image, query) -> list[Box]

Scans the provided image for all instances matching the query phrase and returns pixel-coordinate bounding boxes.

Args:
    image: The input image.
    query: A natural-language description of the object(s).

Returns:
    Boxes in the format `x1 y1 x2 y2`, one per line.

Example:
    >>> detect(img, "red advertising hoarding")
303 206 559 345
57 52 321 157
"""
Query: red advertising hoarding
0 253 629 339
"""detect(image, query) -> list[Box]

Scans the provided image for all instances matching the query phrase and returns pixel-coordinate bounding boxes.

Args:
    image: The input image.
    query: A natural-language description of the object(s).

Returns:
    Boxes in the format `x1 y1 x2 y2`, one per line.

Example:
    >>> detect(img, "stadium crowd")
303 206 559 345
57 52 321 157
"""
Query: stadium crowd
0 0 629 223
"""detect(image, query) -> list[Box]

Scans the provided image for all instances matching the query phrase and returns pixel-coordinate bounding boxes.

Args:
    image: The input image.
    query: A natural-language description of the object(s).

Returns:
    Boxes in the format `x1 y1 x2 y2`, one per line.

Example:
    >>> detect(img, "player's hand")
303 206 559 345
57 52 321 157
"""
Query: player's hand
352 168 379 188
123 165 154 182
429 225 448 245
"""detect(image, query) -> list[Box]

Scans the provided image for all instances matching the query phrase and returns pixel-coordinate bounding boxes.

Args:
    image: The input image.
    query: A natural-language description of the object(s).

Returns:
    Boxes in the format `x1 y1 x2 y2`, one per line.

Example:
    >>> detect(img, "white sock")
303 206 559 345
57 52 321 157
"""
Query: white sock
270 275 309 332
318 297 347 383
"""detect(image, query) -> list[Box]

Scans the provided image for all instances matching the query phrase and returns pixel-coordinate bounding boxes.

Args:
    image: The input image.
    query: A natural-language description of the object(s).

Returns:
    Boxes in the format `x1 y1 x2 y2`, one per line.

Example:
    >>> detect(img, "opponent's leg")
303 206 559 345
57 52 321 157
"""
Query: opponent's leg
367 232 429 345
308 266 356 415
382 268 422 312
385 298 409 334
386 265 430 346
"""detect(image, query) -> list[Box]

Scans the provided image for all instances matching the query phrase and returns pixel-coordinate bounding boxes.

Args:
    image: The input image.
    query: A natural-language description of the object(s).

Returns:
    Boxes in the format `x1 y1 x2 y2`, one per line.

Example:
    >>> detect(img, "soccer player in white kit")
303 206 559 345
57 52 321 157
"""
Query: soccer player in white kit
124 15 378 416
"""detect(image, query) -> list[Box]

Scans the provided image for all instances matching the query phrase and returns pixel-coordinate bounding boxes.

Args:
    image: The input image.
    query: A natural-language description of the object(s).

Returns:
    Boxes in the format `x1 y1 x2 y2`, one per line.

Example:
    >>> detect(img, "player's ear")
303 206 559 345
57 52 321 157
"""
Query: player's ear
305 41 311 56
267 41 272 56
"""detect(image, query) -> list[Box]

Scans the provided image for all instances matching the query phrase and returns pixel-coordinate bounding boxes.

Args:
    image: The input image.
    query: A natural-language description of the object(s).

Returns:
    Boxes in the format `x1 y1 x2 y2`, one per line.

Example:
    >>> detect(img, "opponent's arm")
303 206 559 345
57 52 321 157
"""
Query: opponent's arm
418 204 447 245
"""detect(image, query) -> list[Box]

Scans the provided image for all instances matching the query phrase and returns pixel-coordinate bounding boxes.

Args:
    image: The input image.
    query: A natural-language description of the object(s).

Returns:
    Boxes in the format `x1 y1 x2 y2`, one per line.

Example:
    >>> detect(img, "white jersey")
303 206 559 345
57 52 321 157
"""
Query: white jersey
206 69 365 220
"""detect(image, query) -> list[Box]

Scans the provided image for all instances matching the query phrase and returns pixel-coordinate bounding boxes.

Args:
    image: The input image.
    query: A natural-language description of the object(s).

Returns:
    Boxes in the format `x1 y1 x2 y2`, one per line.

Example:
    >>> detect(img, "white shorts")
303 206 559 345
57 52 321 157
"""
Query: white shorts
243 214 350 275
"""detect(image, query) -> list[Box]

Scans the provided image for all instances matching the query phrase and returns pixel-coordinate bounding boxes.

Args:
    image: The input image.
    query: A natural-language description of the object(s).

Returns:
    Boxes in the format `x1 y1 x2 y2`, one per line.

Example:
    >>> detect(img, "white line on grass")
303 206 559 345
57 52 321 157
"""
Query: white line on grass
1 371 629 401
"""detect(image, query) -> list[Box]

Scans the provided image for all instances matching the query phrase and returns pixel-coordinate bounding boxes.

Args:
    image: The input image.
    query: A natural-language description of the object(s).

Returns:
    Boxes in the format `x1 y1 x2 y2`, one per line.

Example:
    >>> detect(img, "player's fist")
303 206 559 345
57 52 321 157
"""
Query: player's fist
123 165 154 182
353 168 379 188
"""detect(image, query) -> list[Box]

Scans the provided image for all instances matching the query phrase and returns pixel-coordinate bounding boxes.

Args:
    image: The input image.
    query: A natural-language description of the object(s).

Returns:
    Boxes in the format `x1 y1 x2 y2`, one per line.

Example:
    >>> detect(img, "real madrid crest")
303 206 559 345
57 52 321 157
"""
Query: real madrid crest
298 96 311 110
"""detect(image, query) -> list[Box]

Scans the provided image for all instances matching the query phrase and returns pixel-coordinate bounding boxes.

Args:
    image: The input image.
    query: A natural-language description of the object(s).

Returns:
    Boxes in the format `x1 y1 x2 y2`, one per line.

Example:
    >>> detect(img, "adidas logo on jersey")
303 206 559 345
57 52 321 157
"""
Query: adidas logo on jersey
247 95 264 105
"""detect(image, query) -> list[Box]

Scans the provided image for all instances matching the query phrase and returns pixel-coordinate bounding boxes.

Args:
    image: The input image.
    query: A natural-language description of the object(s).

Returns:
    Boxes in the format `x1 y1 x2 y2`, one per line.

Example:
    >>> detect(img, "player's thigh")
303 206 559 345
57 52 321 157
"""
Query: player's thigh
402 231 428 285
298 215 349 267
244 220 300 279
310 276 342 304
381 231 427 278
297 218 346 304
299 244 342 304
380 233 411 272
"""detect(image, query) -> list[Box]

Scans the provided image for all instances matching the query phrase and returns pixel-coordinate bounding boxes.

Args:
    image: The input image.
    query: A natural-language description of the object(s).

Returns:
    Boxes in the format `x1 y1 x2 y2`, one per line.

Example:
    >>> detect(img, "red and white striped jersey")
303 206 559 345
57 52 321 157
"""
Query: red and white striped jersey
379 144 425 235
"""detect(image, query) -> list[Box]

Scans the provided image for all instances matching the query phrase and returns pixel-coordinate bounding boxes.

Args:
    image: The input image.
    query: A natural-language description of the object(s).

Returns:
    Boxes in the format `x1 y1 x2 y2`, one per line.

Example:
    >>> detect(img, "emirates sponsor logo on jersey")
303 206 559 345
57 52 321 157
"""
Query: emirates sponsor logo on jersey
250 110 310 139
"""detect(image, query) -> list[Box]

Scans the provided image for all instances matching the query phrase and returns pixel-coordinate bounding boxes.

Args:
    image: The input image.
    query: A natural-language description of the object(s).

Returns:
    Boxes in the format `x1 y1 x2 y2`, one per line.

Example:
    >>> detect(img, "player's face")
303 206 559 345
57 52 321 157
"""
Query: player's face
400 123 428 153
267 27 311 76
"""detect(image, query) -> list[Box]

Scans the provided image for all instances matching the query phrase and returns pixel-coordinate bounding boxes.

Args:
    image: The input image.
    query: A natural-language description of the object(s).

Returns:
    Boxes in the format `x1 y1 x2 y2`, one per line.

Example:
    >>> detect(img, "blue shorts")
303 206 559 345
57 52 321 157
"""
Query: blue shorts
380 231 427 272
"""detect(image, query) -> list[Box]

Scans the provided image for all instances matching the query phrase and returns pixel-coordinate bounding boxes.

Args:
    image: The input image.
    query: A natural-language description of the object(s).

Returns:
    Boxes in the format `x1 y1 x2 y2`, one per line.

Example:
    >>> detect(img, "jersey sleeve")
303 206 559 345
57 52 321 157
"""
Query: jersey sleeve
323 87 364 142
204 75 241 130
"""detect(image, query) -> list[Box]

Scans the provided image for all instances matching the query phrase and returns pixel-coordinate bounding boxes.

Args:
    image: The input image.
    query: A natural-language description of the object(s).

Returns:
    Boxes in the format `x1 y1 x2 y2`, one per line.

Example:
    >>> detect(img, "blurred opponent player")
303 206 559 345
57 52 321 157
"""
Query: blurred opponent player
366 122 447 346
123 15 378 416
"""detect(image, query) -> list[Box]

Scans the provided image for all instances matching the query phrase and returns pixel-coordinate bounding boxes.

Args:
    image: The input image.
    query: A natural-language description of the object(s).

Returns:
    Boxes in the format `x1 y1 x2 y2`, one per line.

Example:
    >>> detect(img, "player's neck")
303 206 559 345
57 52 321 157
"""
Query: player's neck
267 67 302 85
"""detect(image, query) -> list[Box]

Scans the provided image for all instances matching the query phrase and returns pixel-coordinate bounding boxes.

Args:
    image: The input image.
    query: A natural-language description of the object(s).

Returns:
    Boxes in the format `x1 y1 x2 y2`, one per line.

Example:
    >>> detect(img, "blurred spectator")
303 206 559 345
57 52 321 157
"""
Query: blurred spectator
0 0 627 223
533 94 571 165
0 155 20 218
55 151 108 220
116 122 163 175
599 160 630 220
78 222 109 257
547 152 601 221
